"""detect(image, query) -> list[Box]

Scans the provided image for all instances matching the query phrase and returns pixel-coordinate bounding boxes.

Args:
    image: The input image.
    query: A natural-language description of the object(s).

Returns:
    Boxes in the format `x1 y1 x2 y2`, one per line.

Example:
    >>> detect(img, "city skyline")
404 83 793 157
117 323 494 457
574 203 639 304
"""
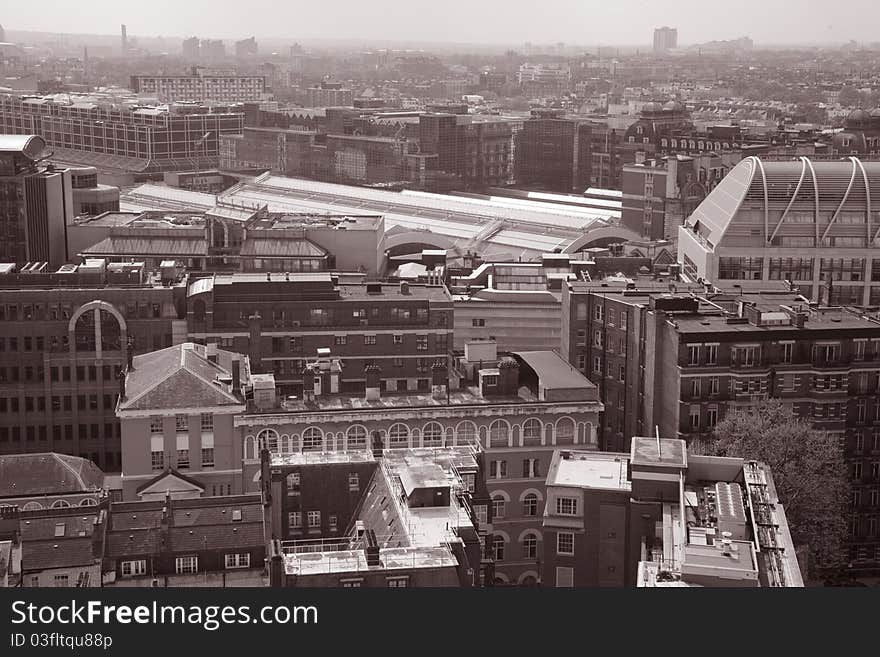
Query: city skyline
3 0 880 48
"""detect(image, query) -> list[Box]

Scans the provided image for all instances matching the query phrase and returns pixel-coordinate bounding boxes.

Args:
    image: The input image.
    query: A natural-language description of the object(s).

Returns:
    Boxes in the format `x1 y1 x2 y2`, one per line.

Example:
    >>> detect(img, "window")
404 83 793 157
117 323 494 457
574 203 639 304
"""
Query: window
121 560 147 577
175 414 188 432
489 420 509 447
346 425 367 450
690 379 701 398
151 451 164 471
422 422 443 447
492 535 505 561
177 449 190 469
689 407 700 430
302 427 323 451
200 414 213 431
523 493 538 516
225 553 250 569
522 458 540 478
555 566 574 587
472 318 486 327
709 377 719 396
416 335 428 351
593 330 603 348
594 304 604 321
556 497 577 515
492 495 506 519
523 534 538 559
388 423 409 447
363 335 376 345
387 576 409 588
490 460 507 479
175 556 198 574
522 418 542 446
307 511 321 528
348 473 360 491
288 512 302 529
340 578 363 588
707 406 718 428
593 356 602 373
54 574 69 587
705 344 718 365
201 448 214 467
687 344 700 366
557 532 575 555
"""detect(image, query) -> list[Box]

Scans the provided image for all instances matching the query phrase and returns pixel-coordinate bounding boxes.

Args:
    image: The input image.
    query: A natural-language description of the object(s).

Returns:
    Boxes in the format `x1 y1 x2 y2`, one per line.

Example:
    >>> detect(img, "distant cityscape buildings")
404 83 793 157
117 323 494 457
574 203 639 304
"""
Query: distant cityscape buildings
653 26 678 55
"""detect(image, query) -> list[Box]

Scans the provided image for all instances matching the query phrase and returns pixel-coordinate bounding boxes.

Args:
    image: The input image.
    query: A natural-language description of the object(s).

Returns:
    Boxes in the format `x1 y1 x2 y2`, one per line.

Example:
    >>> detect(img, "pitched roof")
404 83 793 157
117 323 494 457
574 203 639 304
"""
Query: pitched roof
118 343 244 412
0 453 104 498
23 538 100 571
135 469 206 495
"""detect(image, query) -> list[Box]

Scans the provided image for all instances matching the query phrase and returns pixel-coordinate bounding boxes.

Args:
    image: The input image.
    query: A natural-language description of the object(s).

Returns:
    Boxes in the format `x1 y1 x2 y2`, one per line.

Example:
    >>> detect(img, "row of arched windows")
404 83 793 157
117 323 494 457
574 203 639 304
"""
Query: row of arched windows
491 529 543 562
0 498 98 511
245 417 592 459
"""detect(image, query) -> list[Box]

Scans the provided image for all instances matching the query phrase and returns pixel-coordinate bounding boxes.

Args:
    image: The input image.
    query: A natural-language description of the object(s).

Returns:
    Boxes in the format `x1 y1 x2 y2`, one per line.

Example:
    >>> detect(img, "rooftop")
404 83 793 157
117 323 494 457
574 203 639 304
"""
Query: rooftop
513 350 596 391
630 437 688 469
546 450 631 492
118 342 247 413
0 453 104 499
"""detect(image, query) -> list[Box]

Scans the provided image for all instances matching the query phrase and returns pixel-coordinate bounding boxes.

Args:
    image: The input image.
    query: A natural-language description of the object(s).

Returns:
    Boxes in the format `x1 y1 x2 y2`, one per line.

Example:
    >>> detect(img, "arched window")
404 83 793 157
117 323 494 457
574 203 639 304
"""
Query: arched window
523 493 538 517
456 421 477 446
523 533 538 560
489 420 509 448
519 574 539 586
257 428 279 453
556 418 575 444
50 500 70 509
346 425 367 450
492 535 505 561
302 427 323 452
22 502 43 511
422 422 443 447
388 423 409 448
78 498 98 507
492 495 506 520
522 418 542 446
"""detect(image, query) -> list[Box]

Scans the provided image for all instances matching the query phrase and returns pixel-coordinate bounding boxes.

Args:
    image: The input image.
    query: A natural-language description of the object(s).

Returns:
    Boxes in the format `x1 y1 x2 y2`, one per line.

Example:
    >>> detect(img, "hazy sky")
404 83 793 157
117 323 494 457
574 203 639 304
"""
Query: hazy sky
4 0 879 46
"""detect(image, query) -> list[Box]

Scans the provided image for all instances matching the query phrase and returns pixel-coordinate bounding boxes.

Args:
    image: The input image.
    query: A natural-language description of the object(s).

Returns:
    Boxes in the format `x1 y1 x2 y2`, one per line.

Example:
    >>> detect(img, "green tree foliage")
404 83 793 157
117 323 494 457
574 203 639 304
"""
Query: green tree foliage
705 399 848 576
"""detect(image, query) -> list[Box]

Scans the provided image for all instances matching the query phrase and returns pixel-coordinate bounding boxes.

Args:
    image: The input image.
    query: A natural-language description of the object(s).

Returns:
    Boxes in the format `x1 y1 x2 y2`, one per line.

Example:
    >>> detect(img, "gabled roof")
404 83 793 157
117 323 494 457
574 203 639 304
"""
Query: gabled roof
135 469 206 496
0 453 104 498
118 343 244 413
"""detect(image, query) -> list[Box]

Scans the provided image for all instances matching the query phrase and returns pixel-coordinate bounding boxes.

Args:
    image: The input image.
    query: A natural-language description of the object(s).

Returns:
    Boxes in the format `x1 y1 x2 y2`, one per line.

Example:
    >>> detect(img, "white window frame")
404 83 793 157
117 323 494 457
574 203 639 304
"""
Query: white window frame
121 560 147 577
556 497 577 516
175 556 198 574
224 553 251 569
557 531 575 556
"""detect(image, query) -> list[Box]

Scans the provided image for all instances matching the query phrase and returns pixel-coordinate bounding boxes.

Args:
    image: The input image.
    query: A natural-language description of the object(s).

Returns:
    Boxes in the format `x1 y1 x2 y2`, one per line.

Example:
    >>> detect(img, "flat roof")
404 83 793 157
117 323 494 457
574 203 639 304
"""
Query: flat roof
546 450 631 491
282 545 458 576
631 437 687 468
513 351 595 391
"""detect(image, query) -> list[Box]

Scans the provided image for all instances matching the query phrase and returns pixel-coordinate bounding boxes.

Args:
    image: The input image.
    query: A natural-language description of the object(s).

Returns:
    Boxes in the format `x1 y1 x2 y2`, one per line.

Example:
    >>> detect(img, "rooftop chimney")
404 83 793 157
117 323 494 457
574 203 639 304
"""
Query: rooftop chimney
231 359 241 398
431 361 448 401
364 364 381 401
206 342 218 364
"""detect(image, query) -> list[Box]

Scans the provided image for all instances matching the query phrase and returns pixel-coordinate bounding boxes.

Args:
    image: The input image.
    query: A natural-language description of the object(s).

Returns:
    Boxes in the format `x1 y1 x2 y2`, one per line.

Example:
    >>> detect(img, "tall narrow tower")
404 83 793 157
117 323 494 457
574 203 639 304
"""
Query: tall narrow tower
121 24 128 55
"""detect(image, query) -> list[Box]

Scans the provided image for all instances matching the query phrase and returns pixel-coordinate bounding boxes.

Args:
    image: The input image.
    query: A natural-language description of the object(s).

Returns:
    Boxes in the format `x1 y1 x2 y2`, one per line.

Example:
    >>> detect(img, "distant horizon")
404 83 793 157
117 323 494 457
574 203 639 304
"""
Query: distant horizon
3 0 880 49
6 27 879 54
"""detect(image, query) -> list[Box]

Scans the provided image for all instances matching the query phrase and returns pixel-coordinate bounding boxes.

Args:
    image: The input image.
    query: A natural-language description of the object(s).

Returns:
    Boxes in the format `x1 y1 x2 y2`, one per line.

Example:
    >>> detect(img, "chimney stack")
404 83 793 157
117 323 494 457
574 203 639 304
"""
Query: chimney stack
302 364 315 402
431 360 448 400
231 358 241 398
206 342 218 364
498 358 520 396
364 364 381 401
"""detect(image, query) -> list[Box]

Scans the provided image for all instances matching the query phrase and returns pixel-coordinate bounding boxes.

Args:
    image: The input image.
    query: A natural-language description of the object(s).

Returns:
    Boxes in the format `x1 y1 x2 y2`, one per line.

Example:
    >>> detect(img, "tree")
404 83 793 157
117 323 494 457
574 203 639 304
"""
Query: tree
704 399 848 578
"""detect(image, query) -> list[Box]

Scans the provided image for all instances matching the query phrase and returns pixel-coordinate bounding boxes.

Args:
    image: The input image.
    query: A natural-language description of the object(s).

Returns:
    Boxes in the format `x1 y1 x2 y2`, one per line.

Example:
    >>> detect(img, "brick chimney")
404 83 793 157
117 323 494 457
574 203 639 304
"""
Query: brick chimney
498 358 520 396
301 364 315 402
205 342 218 364
364 364 381 401
431 360 448 400
231 358 241 399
